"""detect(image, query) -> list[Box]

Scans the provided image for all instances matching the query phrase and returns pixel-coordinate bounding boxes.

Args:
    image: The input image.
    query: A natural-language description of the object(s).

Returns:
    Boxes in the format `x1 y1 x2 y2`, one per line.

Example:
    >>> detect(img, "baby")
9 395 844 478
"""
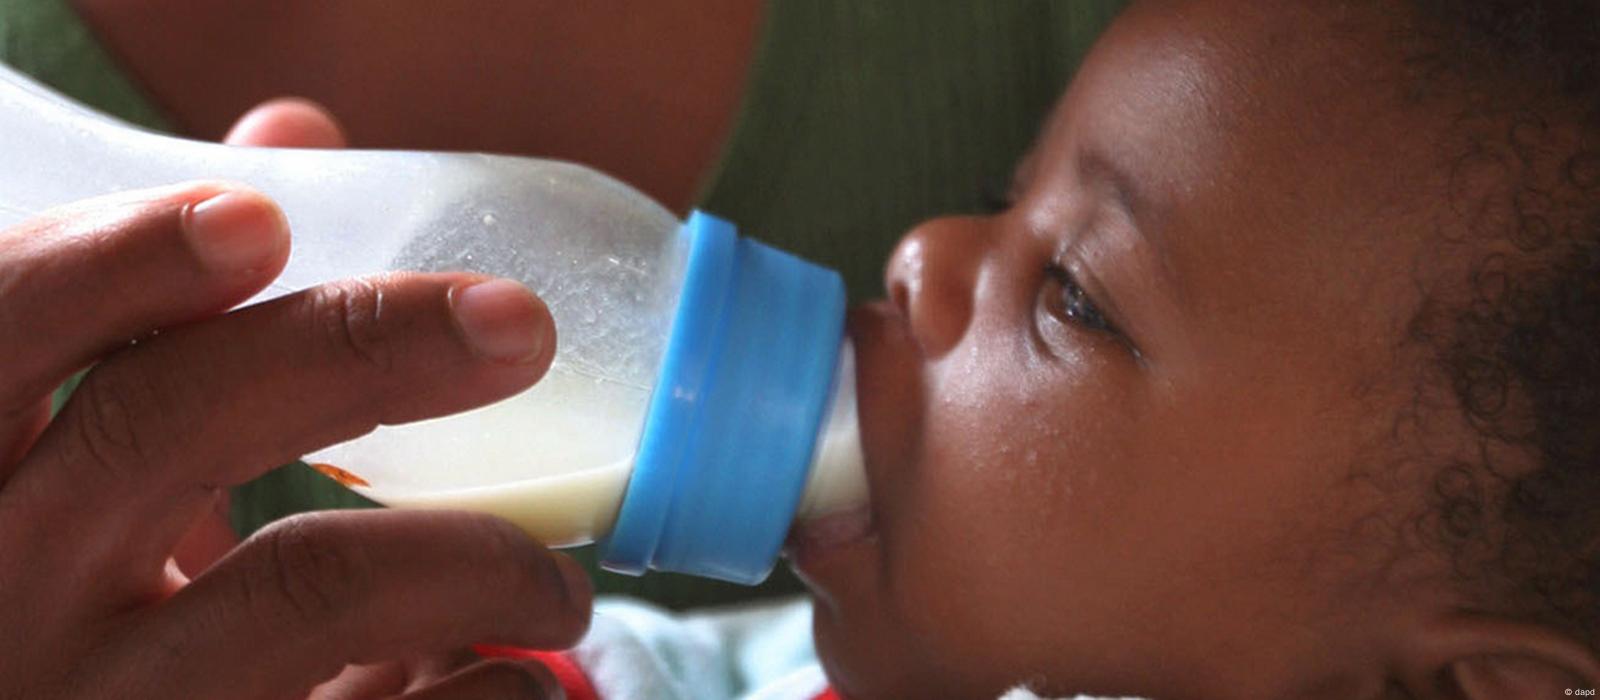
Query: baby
572 0 1600 698
3 0 1596 698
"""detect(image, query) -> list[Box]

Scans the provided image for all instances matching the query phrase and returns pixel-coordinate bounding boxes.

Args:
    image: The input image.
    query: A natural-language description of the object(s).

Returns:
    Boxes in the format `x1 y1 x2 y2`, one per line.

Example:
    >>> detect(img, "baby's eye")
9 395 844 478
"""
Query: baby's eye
1043 263 1114 334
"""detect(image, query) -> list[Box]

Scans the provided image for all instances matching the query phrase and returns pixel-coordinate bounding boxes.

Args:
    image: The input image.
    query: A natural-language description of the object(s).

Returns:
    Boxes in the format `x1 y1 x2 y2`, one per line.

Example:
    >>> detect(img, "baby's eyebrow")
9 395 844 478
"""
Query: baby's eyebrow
1076 146 1176 285
1078 147 1148 229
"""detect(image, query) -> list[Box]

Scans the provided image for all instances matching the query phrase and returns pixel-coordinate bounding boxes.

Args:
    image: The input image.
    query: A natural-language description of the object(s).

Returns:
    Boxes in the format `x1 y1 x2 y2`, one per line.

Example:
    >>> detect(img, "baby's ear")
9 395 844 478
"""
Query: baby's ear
1392 612 1599 699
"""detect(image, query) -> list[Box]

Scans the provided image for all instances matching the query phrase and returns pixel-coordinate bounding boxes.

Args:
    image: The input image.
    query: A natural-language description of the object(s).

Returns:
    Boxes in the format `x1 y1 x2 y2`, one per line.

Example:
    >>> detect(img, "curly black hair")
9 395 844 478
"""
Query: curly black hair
1398 0 1600 650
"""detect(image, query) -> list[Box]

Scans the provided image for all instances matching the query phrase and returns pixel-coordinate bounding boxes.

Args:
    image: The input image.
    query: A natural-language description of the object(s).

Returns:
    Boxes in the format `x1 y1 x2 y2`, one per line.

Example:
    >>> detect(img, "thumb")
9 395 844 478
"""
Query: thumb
224 97 348 148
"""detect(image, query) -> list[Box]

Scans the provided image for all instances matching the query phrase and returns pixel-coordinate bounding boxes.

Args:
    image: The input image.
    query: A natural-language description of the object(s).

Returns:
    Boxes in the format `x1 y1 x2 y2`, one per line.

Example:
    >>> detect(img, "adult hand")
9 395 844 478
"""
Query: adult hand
0 100 589 699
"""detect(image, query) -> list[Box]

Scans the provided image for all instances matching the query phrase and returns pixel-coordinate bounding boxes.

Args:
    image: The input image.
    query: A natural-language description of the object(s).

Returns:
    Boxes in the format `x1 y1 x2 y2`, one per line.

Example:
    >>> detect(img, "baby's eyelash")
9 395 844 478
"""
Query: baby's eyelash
1043 263 1114 334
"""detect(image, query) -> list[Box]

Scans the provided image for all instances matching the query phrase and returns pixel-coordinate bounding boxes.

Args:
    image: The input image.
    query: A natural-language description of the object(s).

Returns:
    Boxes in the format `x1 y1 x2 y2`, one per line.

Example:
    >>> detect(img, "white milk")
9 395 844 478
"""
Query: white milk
795 342 868 520
312 369 650 546
372 462 634 548
309 347 867 547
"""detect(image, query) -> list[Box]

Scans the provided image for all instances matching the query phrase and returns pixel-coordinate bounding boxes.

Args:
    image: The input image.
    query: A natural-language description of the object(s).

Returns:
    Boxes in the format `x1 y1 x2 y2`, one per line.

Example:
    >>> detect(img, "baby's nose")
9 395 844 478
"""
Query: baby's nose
884 216 988 358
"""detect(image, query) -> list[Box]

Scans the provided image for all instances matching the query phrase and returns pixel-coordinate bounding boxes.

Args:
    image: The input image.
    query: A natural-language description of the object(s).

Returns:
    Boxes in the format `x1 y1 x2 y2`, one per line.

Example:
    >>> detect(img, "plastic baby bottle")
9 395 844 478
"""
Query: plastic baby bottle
0 63 867 585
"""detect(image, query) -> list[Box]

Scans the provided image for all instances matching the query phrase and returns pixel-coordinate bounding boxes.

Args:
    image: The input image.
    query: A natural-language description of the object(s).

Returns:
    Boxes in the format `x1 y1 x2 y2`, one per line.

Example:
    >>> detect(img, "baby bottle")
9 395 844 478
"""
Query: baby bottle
0 63 867 585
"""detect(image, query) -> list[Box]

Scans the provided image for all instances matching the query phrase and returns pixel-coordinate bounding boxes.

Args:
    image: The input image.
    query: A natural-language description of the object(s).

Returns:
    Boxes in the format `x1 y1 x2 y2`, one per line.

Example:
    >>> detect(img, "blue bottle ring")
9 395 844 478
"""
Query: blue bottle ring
599 211 846 584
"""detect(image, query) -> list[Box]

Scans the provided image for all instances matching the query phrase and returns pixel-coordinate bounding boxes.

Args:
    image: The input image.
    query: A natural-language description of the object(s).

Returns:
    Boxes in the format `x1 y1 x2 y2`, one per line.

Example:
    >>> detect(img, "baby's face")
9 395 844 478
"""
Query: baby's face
793 2 1462 699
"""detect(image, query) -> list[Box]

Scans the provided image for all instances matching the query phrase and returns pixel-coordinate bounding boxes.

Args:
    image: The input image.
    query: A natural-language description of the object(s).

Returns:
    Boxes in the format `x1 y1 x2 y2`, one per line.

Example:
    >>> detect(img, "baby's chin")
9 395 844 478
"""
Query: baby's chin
805 577 887 700
806 588 971 700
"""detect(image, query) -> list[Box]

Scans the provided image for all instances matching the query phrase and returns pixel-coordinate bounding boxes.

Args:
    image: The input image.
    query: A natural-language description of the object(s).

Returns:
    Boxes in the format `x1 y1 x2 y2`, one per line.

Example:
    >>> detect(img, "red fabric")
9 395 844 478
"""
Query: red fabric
472 645 600 700
475 643 838 700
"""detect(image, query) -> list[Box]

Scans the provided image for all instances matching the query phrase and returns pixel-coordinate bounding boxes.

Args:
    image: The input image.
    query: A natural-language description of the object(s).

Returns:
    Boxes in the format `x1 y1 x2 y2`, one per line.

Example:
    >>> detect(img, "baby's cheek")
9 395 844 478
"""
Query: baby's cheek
868 325 1154 675
879 395 1083 646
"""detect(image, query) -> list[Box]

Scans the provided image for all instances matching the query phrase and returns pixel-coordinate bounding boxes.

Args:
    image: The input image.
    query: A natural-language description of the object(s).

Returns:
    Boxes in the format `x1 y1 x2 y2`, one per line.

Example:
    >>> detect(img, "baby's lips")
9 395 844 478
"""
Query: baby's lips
783 505 875 561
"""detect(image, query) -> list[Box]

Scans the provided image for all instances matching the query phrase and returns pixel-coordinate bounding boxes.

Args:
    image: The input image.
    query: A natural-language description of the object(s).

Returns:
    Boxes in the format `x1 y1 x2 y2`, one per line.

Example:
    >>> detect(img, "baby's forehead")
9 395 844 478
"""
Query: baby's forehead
1077 1 1420 143
1041 0 1444 244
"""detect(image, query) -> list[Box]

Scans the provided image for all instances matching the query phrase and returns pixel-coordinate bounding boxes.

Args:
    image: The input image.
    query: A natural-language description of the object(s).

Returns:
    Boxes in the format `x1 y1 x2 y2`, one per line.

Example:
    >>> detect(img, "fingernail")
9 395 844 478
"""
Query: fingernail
554 554 591 602
184 190 288 273
452 279 547 364
552 554 593 632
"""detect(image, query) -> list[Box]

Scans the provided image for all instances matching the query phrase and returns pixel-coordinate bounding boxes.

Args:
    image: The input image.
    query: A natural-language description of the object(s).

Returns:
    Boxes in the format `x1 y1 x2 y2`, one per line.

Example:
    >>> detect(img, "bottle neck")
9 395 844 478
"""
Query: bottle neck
796 339 868 521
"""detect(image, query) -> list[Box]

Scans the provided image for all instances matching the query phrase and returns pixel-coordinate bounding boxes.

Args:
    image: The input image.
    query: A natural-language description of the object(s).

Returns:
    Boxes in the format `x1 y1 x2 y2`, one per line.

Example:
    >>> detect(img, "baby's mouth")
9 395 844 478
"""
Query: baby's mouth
783 505 875 562
783 302 907 572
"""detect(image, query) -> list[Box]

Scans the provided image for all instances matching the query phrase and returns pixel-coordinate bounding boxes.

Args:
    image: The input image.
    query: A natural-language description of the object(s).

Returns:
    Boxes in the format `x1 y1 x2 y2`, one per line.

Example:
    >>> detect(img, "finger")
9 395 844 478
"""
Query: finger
225 97 348 149
171 491 240 578
4 273 554 597
119 510 590 700
0 183 288 475
307 648 482 700
402 648 486 690
398 659 564 700
0 399 48 467
306 661 409 700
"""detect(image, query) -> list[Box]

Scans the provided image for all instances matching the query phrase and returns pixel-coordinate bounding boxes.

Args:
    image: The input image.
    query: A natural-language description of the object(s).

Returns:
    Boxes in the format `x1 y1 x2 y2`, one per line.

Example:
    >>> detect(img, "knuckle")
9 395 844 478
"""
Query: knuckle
466 517 587 644
0 224 97 400
0 239 32 331
252 514 369 629
305 280 397 374
464 516 543 594
473 514 535 563
65 362 166 478
480 517 562 593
